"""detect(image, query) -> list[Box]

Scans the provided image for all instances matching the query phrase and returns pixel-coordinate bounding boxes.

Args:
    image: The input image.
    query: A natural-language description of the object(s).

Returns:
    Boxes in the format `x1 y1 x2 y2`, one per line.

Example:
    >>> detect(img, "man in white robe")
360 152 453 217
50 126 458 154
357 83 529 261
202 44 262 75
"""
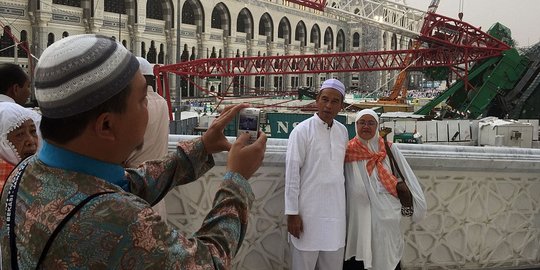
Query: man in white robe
285 79 349 270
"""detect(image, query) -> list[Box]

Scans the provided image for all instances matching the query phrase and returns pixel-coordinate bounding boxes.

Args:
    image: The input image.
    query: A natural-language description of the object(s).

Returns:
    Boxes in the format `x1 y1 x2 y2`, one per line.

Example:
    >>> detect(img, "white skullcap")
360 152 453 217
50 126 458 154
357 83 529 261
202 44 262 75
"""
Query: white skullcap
137 57 154 76
320 78 345 97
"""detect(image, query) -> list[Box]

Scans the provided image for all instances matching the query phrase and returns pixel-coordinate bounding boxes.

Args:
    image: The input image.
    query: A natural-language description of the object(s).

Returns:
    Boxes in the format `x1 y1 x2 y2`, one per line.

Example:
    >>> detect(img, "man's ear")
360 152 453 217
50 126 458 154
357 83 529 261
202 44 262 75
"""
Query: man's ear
6 84 17 96
94 112 116 141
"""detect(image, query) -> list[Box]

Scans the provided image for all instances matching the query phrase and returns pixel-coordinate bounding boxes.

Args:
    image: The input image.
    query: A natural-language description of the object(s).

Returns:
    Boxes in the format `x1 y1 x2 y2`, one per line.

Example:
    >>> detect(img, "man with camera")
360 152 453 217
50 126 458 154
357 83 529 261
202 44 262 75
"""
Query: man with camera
0 34 267 269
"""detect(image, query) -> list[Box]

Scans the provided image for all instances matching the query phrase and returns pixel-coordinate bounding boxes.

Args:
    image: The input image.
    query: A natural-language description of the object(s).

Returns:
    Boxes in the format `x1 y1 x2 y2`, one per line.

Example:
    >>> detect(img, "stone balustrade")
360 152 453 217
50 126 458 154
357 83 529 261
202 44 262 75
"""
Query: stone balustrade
164 135 540 270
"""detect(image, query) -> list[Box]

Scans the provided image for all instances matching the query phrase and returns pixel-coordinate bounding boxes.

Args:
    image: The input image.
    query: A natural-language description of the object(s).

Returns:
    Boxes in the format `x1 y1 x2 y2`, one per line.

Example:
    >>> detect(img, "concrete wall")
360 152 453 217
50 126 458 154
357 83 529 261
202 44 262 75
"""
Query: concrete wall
164 135 540 270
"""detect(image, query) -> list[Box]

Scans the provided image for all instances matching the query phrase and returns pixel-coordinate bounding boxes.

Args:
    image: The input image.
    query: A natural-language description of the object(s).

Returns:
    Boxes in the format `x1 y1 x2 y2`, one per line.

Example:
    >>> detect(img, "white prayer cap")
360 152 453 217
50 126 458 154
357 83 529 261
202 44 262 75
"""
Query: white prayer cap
320 78 345 97
137 57 154 76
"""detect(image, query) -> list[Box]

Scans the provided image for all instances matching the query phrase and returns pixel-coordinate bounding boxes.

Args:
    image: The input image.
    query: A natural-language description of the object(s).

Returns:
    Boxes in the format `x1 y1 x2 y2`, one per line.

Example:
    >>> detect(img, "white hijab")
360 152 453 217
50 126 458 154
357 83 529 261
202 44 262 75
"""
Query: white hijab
355 109 381 152
0 102 35 165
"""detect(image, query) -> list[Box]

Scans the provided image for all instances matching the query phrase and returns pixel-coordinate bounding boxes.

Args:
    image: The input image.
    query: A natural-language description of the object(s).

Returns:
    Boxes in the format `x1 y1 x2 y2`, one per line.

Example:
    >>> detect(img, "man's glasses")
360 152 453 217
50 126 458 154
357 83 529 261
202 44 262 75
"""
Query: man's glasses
357 120 377 127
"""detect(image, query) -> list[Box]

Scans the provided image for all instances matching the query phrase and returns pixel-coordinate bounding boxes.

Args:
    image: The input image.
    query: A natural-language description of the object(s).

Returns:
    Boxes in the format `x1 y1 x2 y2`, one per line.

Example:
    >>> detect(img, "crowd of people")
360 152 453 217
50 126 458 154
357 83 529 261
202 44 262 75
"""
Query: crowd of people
0 33 427 269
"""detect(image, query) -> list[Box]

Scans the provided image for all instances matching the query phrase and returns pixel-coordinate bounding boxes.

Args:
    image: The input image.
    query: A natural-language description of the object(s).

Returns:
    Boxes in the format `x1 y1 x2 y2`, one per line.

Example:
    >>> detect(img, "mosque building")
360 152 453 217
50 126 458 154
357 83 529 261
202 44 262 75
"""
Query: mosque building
0 0 425 102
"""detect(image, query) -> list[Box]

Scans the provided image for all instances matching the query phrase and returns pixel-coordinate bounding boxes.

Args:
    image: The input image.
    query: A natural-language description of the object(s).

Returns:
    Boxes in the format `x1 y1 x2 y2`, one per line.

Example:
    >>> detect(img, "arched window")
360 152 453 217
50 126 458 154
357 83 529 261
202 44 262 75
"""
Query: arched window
353 32 360 47
104 0 126 13
0 26 14 57
324 27 334 50
237 8 254 39
259 13 273 42
47 33 55 47
391 33 398 50
53 0 81 7
278 17 291 44
211 3 230 36
147 41 157 63
295 21 307 46
158 44 164 64
336 29 345 52
310 24 320 49
141 42 146 58
18 30 28 58
182 0 204 32
211 8 222 29
147 0 164 20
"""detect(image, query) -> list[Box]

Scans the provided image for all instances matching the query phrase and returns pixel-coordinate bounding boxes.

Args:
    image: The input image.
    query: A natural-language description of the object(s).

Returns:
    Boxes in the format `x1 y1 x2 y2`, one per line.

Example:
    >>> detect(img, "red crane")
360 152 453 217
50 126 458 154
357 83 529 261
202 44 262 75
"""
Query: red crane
285 0 327 11
155 12 510 119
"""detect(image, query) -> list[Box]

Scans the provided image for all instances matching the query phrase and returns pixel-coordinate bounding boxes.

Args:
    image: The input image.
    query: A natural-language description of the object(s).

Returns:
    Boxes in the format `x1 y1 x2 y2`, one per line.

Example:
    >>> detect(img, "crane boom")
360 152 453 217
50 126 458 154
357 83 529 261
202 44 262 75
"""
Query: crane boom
380 0 440 104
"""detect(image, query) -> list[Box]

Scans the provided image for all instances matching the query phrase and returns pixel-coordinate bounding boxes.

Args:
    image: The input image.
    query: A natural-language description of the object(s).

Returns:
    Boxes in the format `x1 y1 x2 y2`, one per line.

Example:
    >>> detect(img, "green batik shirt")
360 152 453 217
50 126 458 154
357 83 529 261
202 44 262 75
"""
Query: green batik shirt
0 138 254 269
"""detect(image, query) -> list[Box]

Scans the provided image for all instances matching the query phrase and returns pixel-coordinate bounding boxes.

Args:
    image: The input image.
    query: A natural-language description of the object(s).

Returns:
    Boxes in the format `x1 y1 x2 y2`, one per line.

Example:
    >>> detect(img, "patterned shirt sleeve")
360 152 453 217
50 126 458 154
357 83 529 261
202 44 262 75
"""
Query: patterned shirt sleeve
126 138 215 205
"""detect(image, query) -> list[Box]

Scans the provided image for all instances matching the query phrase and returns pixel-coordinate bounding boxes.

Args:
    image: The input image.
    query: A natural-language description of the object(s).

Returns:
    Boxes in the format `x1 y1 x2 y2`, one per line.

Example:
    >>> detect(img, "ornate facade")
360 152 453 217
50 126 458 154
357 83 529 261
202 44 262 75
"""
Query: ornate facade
0 0 419 102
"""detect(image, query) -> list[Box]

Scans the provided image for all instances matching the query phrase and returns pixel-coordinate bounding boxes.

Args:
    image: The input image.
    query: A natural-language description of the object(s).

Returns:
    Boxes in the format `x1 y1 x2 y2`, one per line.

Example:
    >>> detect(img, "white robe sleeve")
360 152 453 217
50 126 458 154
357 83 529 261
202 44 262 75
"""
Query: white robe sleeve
391 144 427 223
284 127 306 215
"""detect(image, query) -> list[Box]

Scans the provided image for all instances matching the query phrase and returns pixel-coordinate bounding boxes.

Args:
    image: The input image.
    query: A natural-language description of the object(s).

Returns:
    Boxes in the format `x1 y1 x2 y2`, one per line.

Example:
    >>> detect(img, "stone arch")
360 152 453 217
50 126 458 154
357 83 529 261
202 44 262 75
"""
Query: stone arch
391 33 397 50
310 24 320 49
259 12 273 42
47 32 55 47
383 32 388 50
324 26 333 50
353 32 360 47
104 0 137 25
237 8 254 40
278 17 291 44
295 20 307 46
0 26 14 57
182 0 205 33
336 29 345 52
146 0 174 28
211 2 231 36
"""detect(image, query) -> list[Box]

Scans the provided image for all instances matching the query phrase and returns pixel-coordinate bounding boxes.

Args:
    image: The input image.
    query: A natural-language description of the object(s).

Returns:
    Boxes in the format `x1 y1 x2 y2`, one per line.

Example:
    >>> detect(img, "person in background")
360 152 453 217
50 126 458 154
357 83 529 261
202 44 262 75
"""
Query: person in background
125 56 169 168
343 109 427 270
0 102 39 186
285 78 349 270
0 63 31 105
0 62 42 137
124 57 170 221
0 34 267 269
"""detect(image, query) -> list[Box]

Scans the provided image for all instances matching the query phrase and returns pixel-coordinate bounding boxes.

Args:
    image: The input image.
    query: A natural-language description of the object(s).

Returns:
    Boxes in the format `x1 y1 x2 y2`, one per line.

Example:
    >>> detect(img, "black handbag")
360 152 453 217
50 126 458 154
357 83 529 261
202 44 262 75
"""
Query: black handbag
380 127 414 217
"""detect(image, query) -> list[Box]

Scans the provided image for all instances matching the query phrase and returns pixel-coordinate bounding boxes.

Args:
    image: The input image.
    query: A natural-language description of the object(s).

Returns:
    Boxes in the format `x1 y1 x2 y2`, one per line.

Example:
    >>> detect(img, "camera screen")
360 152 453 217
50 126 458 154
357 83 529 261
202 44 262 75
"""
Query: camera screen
239 114 258 131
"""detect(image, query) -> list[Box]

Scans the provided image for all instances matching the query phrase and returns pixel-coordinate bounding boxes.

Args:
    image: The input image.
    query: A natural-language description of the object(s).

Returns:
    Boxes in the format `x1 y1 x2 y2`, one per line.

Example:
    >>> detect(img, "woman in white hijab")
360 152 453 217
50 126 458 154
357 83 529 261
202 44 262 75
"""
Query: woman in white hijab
343 109 427 270
0 102 39 185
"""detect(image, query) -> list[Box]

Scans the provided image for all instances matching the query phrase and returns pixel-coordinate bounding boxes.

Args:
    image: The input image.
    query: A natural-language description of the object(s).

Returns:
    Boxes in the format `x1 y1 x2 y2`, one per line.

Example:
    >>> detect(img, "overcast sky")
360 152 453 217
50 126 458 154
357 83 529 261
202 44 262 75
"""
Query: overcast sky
404 0 540 47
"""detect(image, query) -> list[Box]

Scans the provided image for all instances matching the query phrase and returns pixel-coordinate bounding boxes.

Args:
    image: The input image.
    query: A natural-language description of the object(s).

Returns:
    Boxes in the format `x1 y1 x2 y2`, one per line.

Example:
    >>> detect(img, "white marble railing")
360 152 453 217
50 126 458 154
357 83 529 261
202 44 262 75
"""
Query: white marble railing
164 135 540 270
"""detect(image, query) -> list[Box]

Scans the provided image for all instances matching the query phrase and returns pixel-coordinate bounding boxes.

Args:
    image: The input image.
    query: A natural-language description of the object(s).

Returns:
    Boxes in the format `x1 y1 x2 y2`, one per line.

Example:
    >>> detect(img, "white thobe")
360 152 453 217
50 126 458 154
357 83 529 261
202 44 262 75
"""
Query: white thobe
0 94 16 103
125 87 170 221
344 143 427 270
285 114 349 251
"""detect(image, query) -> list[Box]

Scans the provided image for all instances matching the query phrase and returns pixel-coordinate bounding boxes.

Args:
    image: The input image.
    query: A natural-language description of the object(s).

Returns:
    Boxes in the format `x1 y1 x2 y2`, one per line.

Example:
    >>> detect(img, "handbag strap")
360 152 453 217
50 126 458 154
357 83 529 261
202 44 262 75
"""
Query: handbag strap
382 134 405 180
35 191 115 269
6 159 30 270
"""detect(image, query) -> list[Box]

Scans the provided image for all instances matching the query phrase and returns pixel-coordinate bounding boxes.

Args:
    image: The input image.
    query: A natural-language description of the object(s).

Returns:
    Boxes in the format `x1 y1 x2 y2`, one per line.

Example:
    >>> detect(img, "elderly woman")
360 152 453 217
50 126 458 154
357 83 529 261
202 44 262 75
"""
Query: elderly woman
0 103 39 185
343 109 427 270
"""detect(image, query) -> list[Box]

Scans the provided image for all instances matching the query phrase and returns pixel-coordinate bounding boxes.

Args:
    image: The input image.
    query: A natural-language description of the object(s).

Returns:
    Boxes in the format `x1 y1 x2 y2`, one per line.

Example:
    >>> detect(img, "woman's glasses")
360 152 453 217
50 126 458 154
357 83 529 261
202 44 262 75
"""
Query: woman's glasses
357 120 377 127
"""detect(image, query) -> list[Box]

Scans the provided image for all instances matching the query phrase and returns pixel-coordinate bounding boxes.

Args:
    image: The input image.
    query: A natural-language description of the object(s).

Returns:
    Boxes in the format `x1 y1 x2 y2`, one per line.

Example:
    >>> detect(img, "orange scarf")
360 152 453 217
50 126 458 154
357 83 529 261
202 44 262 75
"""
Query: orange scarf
345 137 398 197
0 159 15 190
